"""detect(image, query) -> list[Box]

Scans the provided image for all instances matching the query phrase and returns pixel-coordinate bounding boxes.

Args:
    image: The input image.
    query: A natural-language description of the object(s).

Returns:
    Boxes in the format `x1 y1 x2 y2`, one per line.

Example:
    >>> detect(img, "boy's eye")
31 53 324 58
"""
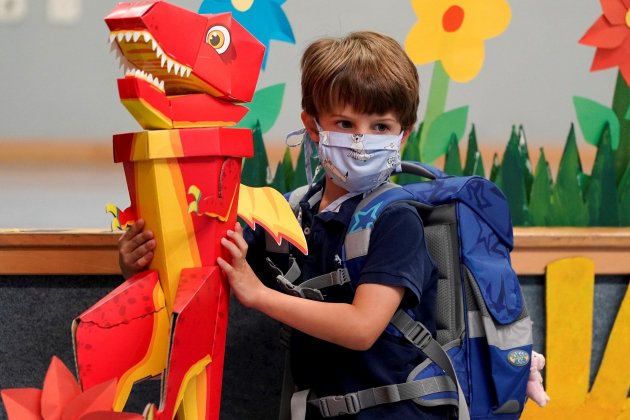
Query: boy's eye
337 120 353 130
374 124 390 132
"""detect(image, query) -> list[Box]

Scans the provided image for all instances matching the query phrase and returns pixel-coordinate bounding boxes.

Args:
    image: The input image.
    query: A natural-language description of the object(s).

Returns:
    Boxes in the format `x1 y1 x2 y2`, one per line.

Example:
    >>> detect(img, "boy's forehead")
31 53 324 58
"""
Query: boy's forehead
322 104 400 122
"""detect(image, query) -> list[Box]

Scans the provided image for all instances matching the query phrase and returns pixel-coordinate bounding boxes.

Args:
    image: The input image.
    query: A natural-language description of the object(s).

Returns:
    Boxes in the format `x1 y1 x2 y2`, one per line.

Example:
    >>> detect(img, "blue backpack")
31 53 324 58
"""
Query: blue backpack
275 162 533 419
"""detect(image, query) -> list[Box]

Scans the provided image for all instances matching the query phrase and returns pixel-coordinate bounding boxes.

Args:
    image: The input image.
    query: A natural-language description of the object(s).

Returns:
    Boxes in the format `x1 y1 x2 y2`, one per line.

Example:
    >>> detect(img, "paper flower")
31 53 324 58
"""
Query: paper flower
580 0 630 85
199 0 295 69
405 0 511 82
1 356 142 420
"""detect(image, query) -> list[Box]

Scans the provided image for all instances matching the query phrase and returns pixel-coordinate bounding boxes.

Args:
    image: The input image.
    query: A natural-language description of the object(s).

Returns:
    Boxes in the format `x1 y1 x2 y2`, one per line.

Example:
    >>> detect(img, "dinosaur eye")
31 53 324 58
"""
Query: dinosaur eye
206 26 230 54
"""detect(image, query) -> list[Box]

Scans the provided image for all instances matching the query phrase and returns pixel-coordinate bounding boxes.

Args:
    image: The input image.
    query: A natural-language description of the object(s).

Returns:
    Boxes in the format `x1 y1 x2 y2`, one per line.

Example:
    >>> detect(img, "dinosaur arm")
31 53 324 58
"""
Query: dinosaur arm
237 185 308 255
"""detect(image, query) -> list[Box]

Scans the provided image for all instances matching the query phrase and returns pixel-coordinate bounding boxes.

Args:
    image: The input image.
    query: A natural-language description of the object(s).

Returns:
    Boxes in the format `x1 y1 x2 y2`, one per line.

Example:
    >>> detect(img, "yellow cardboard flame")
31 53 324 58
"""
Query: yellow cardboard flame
237 185 308 255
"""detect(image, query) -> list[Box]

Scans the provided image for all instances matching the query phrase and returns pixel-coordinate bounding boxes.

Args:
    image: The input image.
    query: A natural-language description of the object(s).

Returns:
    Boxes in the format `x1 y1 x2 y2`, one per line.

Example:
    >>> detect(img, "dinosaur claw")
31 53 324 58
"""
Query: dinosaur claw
106 203 120 216
187 185 202 214
111 218 122 231
105 203 137 230
188 185 201 200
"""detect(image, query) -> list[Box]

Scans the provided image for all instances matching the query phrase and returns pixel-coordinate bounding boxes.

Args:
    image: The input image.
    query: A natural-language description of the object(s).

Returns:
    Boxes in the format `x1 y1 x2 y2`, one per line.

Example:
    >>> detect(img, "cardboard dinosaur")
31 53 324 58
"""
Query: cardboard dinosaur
72 2 306 419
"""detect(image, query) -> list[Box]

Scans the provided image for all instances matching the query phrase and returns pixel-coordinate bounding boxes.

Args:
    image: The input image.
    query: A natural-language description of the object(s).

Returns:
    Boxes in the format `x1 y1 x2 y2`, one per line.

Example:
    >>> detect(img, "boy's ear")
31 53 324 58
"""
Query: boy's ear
301 111 319 142
401 128 413 145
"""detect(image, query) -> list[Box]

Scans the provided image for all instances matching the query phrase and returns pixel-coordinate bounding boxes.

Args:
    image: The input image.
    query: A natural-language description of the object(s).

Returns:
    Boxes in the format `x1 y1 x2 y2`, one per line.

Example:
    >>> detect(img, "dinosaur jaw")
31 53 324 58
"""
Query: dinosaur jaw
110 30 221 97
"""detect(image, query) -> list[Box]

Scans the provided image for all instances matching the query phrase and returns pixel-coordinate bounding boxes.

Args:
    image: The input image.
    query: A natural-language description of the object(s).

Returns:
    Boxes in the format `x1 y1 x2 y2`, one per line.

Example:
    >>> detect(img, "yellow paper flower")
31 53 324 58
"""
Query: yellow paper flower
406 0 511 82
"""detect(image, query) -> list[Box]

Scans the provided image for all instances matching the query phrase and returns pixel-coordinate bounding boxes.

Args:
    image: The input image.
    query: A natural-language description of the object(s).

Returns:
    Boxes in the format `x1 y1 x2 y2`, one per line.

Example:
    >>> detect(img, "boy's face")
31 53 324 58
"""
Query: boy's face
301 105 410 143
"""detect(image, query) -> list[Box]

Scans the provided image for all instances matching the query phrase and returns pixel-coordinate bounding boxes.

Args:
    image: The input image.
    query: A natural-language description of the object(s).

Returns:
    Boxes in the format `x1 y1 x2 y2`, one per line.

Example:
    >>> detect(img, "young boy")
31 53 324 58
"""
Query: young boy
217 32 449 419
120 32 448 418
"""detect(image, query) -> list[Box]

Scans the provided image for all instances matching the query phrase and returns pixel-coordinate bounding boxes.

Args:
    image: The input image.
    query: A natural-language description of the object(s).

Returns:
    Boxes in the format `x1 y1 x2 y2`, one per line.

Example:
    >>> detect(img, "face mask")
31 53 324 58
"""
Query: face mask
316 124 403 193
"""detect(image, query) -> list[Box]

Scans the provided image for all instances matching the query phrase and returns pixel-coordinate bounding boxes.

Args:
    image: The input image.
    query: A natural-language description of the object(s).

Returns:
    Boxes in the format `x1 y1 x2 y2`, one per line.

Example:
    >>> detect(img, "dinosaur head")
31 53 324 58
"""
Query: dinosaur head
105 1 265 102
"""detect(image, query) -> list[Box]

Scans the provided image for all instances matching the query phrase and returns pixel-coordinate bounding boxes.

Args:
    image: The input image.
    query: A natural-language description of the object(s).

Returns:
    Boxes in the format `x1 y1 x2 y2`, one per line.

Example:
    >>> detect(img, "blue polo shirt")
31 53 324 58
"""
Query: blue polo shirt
245 181 449 419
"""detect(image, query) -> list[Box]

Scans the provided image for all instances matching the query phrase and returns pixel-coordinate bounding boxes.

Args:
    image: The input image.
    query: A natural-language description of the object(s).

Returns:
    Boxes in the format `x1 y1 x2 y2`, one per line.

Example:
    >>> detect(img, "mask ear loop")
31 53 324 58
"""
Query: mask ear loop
285 128 318 186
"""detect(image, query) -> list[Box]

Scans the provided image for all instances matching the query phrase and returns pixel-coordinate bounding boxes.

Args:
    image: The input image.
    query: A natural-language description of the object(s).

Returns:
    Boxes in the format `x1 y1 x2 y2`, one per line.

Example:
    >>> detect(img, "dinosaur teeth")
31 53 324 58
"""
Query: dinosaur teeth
108 29 190 84
124 67 165 93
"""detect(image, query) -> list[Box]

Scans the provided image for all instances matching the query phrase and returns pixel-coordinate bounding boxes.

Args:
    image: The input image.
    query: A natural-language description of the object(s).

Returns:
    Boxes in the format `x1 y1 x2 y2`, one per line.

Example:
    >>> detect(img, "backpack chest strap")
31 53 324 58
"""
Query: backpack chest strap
267 257 351 301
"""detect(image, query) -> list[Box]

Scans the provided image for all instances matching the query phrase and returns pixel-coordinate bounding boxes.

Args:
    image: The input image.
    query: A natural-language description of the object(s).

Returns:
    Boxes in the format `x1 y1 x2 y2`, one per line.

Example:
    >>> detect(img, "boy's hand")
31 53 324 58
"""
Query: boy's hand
217 223 265 309
118 219 156 279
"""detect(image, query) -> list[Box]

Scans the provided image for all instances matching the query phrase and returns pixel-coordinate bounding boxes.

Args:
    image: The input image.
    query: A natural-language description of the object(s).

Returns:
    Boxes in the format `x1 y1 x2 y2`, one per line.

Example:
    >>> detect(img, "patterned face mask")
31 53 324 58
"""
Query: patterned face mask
315 123 403 193
285 124 403 193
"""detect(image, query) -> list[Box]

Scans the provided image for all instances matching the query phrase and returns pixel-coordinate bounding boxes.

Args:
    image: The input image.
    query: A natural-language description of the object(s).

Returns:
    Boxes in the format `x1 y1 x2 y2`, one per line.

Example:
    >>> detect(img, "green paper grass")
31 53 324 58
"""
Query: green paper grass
528 149 552 226
241 121 270 187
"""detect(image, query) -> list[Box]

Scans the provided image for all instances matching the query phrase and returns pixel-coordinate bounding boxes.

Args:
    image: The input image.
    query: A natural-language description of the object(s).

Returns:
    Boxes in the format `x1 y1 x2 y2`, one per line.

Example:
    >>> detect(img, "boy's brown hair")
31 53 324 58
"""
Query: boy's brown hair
301 31 419 130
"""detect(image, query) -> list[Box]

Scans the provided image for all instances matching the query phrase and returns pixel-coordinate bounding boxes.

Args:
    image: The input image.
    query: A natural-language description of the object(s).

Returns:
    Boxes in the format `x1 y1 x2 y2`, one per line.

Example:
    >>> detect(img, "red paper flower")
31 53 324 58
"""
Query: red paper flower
580 0 630 84
1 356 143 420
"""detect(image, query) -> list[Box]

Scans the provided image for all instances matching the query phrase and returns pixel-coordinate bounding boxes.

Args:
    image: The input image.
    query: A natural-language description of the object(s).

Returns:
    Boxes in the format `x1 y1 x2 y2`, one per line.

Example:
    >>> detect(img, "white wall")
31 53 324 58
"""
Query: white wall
0 0 616 146
0 0 617 228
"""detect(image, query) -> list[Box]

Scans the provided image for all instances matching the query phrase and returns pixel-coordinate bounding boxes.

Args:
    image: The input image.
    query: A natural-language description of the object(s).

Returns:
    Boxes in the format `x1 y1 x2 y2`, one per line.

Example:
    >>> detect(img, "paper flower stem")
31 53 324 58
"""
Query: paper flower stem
420 60 450 161
612 71 630 181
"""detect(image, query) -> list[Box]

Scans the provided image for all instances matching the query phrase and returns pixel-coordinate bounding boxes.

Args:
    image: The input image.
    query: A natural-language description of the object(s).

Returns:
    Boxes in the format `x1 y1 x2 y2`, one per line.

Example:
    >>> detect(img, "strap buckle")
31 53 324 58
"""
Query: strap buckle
318 393 360 417
335 268 350 285
406 322 432 350
275 274 324 301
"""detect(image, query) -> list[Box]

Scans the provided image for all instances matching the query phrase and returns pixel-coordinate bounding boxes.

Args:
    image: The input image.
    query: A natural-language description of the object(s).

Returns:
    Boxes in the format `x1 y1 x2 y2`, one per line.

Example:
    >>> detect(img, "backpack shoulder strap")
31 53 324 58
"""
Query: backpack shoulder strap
288 184 311 213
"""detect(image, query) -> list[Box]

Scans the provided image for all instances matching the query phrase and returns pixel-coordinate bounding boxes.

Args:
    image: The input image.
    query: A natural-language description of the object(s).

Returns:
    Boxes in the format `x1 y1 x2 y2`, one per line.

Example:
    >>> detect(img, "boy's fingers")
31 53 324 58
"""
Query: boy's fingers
121 239 154 266
220 237 243 260
135 252 153 269
217 257 233 275
120 230 154 255
226 229 249 253
121 218 143 239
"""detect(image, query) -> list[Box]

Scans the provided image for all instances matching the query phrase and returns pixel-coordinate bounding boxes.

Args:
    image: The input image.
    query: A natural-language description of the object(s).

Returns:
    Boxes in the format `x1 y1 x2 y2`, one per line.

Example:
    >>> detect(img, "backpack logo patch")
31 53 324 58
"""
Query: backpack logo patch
507 350 530 367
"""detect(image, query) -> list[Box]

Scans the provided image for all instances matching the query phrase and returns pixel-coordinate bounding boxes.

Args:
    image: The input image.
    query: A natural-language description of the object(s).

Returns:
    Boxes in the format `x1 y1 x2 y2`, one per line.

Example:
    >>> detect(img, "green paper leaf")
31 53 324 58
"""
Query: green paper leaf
528 149 553 226
241 121 270 187
469 151 485 178
397 125 422 185
463 125 483 176
237 83 285 133
500 129 529 226
586 125 619 226
612 71 630 181
489 153 501 185
281 147 294 192
618 164 630 225
443 134 463 176
550 125 589 226
269 161 287 193
422 106 468 162
516 125 534 199
573 96 620 150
